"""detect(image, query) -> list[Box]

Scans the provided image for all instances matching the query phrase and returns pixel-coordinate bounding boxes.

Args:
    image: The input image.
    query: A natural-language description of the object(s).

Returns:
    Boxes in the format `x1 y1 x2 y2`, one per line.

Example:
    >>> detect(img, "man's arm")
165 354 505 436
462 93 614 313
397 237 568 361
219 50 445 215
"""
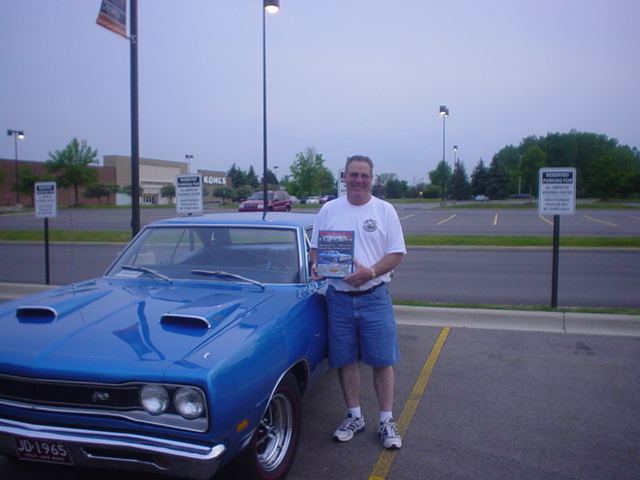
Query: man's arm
343 252 403 289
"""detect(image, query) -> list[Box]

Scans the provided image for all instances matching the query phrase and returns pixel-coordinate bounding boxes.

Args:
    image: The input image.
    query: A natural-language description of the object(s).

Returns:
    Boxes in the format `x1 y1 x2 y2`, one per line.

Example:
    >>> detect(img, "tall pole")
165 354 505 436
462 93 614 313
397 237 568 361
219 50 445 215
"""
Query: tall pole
262 5 268 217
7 129 24 205
130 0 140 237
439 106 449 201
262 1 279 218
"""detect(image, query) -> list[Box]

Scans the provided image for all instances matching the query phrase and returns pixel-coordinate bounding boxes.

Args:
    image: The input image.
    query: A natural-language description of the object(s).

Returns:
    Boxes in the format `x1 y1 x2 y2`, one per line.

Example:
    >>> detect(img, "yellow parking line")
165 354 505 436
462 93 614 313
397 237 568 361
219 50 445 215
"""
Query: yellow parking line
539 215 554 225
369 327 451 480
399 213 415 220
436 214 456 225
630 215 640 221
493 214 498 226
583 215 617 227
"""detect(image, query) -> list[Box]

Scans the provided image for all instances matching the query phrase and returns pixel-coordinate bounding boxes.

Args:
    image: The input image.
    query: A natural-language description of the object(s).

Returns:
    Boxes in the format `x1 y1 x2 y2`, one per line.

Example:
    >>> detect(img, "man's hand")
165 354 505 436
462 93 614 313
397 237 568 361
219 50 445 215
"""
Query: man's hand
343 259 372 289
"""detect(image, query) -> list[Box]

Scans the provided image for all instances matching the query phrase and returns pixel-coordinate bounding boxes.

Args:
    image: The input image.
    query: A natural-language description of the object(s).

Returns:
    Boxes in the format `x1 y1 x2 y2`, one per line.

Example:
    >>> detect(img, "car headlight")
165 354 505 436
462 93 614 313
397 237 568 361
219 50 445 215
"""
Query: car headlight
140 384 169 415
174 387 206 419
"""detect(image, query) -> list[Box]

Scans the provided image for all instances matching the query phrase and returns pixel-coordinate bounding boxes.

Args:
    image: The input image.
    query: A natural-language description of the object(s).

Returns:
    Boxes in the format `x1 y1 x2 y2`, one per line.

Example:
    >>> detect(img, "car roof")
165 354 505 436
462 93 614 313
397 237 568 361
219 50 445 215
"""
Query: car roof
150 212 316 228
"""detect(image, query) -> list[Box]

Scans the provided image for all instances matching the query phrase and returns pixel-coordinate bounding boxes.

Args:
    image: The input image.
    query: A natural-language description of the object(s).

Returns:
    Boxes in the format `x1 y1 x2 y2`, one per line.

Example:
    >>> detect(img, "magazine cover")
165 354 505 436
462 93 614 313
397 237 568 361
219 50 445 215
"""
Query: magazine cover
317 230 354 278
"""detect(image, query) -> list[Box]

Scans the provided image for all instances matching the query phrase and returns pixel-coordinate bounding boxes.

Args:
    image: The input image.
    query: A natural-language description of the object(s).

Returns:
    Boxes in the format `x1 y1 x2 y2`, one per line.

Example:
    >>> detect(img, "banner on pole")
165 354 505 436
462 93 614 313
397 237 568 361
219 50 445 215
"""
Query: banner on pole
96 0 127 38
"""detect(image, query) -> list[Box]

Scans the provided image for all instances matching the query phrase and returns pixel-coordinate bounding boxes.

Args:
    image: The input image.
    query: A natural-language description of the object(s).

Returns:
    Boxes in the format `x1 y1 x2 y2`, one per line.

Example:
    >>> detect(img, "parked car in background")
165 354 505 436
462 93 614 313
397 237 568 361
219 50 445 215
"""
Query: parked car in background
239 190 293 212
0 213 328 480
290 195 300 204
475 195 489 202
319 195 336 204
305 196 320 204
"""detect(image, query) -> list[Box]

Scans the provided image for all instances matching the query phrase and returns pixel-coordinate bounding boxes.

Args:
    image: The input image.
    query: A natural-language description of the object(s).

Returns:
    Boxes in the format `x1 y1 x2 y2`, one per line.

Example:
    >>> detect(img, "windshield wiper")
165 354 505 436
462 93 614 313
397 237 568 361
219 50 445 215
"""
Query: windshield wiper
122 265 173 283
191 270 265 290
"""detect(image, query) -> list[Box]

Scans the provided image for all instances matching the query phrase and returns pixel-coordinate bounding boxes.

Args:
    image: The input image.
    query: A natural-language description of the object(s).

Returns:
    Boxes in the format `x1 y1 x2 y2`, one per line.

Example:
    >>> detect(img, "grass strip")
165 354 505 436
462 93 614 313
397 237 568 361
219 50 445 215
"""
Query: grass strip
404 235 640 248
393 299 640 316
0 230 130 243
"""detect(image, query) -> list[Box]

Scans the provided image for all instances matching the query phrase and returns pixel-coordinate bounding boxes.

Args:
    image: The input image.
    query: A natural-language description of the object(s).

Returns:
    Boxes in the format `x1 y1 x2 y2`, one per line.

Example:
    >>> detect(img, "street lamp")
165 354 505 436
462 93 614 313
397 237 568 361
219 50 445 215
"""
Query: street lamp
453 145 458 166
273 165 279 185
439 105 449 201
185 154 193 173
262 0 279 216
7 129 25 205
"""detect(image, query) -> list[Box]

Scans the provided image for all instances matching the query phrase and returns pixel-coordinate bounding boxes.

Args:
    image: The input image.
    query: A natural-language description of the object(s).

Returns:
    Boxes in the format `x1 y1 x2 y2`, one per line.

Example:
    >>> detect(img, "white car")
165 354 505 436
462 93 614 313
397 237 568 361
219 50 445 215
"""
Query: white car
306 196 320 204
475 195 489 202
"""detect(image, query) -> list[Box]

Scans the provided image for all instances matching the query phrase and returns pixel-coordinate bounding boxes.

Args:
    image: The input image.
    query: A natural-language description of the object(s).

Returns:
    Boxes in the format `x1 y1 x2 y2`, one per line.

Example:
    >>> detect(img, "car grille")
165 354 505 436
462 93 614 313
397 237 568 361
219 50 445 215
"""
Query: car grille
0 374 139 411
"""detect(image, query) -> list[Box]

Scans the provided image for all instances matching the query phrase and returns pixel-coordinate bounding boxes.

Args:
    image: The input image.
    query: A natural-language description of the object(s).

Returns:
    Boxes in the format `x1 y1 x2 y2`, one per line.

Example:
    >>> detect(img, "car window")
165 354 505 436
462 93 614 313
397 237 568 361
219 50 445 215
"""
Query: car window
107 226 302 284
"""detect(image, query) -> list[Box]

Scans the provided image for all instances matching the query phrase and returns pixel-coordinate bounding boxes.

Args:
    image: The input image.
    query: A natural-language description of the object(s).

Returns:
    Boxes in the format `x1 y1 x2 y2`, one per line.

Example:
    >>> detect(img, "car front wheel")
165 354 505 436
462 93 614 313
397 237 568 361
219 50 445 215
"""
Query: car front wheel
238 372 301 480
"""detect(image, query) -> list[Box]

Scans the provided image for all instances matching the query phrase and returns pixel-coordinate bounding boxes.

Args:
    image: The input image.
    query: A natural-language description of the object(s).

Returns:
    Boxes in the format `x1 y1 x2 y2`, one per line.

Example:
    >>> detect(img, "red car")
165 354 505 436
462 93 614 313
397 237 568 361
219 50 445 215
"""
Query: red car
239 190 293 212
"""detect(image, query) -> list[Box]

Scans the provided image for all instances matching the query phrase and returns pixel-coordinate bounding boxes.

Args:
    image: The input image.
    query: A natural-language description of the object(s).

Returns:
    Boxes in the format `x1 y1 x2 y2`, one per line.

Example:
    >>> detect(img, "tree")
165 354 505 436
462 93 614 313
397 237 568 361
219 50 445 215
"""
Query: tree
519 145 547 199
449 161 471 200
212 186 232 204
227 163 248 189
121 184 145 197
262 168 278 188
587 156 625 200
13 165 44 205
386 178 410 199
289 146 334 198
84 182 117 205
470 159 490 196
46 138 99 205
247 165 260 189
232 185 254 202
428 160 452 200
160 184 176 202
486 156 511 200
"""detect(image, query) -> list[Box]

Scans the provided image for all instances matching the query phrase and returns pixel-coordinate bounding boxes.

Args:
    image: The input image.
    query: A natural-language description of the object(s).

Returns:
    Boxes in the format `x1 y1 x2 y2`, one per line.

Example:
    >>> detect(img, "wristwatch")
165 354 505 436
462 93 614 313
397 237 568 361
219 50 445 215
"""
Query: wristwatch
370 267 376 280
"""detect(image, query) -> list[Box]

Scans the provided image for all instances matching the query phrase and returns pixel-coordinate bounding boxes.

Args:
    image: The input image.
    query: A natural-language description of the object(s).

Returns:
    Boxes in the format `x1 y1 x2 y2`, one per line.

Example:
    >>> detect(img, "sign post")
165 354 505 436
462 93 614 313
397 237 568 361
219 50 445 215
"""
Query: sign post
538 168 577 308
35 182 57 285
175 174 204 215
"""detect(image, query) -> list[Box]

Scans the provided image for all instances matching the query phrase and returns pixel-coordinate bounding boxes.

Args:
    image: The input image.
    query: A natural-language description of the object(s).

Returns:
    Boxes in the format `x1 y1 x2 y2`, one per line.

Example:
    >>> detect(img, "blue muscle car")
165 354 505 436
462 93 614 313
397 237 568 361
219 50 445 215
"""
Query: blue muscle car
0 213 328 480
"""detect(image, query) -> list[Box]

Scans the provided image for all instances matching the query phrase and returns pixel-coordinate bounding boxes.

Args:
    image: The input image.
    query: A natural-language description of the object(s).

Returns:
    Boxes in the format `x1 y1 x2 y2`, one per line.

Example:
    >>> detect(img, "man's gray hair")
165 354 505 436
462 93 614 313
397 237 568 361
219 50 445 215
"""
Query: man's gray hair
345 155 374 173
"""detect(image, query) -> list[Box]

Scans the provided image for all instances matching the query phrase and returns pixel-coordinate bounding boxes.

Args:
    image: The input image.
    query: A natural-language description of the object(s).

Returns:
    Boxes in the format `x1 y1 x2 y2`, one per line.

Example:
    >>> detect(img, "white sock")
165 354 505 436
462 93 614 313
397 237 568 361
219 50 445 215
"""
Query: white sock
380 411 393 423
348 406 362 419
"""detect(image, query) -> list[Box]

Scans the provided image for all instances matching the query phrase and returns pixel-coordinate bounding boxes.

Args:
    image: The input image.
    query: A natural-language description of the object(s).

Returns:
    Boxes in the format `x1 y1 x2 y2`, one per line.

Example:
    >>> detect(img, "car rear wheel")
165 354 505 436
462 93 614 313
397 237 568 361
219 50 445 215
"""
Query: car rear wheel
238 372 301 480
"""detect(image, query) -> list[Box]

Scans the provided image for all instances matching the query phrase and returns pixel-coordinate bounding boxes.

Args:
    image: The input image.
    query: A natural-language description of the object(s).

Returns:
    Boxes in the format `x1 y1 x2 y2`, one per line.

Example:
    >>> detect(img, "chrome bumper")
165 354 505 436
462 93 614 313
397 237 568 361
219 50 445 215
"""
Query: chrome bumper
0 417 226 479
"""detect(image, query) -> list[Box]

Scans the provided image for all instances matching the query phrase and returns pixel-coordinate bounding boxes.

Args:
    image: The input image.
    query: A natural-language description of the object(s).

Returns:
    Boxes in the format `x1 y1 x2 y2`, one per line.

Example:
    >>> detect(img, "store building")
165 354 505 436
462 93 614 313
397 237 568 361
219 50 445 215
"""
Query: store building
1 155 230 207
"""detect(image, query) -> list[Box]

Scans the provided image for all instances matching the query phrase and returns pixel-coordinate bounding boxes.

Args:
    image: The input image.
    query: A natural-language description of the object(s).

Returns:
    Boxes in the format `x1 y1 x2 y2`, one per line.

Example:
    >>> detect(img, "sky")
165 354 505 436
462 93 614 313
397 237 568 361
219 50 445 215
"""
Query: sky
2 0 639 185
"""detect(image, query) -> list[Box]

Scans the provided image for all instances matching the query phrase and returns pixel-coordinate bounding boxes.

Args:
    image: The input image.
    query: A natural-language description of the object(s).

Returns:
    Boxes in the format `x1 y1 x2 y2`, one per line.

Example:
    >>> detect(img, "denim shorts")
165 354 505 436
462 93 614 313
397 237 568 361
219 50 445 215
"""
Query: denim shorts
325 284 400 368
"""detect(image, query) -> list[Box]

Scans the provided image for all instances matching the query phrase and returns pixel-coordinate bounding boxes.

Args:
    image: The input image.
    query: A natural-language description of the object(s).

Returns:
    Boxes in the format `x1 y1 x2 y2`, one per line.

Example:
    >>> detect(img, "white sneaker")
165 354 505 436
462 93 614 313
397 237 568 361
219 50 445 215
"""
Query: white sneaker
332 412 365 442
379 418 402 449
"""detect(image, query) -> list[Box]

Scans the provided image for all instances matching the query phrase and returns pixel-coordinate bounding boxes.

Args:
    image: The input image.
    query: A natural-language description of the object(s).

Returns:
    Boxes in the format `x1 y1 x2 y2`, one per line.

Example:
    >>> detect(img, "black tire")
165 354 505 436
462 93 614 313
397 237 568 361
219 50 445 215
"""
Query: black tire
285 205 292 212
238 372 302 480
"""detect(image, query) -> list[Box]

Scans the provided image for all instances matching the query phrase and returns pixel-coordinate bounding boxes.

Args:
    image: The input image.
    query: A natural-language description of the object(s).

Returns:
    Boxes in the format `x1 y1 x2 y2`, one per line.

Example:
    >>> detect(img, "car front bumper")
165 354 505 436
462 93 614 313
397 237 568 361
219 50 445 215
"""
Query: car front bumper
0 417 226 479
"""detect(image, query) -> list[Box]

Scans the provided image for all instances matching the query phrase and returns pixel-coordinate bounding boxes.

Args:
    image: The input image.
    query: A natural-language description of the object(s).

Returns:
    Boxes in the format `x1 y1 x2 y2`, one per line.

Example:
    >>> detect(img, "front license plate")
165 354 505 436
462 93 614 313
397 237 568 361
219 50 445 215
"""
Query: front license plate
14 436 73 465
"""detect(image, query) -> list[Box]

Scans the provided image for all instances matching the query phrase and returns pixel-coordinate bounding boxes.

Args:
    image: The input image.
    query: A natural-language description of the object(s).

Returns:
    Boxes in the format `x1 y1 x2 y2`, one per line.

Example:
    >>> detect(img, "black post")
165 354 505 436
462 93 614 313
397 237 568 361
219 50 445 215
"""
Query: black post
44 218 50 285
262 6 268 219
551 214 560 308
130 0 140 237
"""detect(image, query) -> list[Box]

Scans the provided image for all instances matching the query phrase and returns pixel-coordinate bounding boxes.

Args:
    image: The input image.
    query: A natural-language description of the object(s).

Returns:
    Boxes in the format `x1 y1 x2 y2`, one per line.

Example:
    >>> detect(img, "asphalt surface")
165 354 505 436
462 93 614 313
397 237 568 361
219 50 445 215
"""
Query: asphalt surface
2 205 639 479
1 289 639 480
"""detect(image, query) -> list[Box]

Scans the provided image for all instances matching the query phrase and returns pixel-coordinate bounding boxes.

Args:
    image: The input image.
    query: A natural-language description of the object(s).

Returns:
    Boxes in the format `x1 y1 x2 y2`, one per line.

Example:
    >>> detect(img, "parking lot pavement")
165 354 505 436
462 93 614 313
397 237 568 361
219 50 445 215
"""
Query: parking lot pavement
290 325 640 480
2 284 640 480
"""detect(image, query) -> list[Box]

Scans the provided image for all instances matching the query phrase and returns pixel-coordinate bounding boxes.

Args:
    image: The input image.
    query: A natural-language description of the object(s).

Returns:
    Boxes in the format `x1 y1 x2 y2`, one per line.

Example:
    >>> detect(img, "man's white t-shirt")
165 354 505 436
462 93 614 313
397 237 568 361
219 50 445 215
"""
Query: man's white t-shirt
311 195 406 292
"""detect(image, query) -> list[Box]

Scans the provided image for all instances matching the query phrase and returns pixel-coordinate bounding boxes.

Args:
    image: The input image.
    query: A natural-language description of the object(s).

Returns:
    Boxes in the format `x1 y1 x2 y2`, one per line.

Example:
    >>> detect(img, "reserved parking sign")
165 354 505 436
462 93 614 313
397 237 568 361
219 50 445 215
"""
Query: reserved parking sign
538 168 576 215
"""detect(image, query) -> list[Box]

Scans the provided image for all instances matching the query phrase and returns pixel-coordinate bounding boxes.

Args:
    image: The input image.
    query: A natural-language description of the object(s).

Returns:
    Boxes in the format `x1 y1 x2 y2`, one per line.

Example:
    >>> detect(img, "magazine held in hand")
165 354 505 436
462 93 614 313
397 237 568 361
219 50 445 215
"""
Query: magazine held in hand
317 230 355 278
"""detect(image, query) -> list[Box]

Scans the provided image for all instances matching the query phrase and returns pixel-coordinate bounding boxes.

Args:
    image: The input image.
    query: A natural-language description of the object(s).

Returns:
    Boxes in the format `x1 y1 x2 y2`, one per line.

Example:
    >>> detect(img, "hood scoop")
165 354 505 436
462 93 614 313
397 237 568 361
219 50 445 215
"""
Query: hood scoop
160 295 246 331
16 306 58 324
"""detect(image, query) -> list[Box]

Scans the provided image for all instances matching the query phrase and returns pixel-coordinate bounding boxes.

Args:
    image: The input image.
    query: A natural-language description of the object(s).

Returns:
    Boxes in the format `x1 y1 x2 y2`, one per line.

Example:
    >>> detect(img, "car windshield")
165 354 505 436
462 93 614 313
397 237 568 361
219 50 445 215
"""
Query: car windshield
248 192 273 201
106 226 301 284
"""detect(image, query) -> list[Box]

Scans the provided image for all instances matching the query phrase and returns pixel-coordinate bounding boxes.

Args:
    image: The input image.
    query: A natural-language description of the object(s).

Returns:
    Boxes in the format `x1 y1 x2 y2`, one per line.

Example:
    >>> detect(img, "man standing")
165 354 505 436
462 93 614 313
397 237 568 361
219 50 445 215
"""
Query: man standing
310 155 406 449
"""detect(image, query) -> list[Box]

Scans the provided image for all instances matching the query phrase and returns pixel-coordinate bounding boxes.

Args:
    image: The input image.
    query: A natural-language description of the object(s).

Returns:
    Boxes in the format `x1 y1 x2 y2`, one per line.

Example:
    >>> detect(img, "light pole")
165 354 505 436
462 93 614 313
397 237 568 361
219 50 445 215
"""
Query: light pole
185 154 193 173
439 105 449 201
7 129 25 205
453 145 458 166
262 0 279 216
273 165 279 186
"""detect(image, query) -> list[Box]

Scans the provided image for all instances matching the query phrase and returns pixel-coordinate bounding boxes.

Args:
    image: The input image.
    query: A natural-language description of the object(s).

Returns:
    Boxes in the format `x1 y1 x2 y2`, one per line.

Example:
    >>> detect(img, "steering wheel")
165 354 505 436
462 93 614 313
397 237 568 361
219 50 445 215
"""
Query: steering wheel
248 257 294 272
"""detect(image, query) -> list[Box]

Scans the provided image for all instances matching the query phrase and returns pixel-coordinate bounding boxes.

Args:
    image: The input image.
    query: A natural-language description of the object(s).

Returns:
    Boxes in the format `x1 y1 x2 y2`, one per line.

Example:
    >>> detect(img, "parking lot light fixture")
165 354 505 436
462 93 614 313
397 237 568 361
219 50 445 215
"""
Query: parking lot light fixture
439 106 449 201
185 154 193 173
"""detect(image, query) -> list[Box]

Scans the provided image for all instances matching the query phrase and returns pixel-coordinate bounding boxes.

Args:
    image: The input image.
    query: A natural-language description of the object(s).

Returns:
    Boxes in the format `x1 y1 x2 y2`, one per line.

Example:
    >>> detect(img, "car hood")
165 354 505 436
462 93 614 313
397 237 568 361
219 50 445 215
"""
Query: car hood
0 278 294 382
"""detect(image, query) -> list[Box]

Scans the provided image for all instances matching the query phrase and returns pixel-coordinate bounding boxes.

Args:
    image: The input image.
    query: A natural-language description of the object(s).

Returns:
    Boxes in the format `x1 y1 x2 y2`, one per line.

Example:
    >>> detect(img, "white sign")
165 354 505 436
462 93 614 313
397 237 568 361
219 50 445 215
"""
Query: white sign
175 174 203 214
35 182 57 218
538 168 576 215
338 169 347 197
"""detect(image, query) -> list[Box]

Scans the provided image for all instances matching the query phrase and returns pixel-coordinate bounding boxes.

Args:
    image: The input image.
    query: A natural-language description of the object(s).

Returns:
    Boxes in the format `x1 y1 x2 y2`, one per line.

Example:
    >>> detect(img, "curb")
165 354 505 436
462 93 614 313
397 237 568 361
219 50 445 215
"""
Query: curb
2 283 639 337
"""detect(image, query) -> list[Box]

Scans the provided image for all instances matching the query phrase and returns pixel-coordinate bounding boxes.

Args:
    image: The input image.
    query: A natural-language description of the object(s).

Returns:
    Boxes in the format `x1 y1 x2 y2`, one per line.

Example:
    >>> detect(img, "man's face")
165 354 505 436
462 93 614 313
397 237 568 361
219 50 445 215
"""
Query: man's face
344 160 373 199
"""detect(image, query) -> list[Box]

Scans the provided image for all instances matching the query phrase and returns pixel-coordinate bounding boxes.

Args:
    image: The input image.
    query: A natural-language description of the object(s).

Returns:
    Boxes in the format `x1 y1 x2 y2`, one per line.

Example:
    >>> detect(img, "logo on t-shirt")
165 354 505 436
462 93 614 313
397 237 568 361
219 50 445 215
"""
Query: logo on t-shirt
363 218 377 232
